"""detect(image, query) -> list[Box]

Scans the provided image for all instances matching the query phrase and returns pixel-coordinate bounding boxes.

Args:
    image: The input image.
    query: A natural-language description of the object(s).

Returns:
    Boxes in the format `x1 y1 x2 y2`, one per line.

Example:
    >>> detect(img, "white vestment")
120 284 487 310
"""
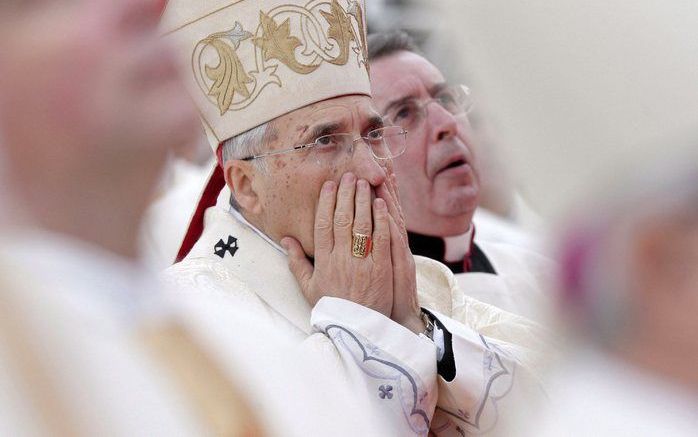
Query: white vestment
1 227 418 436
165 205 546 436
457 239 554 323
0 230 206 436
412 226 554 323
514 348 698 436
140 158 211 270
473 208 543 254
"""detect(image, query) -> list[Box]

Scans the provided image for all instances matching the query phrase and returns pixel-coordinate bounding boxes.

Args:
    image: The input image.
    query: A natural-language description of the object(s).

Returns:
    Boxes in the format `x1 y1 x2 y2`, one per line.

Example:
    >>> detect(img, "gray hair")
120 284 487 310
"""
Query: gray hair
221 121 274 210
221 122 272 169
367 30 422 62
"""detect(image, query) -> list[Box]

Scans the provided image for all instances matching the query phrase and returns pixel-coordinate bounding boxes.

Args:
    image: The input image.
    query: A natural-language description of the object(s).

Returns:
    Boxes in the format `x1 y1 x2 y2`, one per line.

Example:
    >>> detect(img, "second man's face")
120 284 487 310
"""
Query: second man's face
370 51 480 237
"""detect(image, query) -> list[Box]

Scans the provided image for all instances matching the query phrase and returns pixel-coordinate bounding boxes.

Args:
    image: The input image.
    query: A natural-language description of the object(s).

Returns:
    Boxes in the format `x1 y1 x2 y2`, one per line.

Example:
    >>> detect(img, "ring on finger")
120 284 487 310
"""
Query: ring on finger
351 232 372 258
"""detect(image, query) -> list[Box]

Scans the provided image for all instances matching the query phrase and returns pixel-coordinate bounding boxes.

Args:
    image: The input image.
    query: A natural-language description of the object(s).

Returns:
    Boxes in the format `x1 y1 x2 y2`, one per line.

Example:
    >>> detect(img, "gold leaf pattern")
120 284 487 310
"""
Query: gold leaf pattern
320 0 355 65
193 1 369 115
347 1 369 73
253 12 319 75
205 37 253 115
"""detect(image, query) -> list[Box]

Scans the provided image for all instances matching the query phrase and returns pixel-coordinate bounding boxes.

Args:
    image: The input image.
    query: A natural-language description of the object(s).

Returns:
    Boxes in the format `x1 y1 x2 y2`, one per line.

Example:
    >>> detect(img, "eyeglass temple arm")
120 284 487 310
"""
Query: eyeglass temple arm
238 143 312 161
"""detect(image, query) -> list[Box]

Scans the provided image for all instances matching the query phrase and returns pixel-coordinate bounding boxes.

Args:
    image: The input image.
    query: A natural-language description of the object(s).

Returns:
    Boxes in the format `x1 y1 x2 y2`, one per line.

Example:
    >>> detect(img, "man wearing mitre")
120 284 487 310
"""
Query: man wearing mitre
163 0 544 434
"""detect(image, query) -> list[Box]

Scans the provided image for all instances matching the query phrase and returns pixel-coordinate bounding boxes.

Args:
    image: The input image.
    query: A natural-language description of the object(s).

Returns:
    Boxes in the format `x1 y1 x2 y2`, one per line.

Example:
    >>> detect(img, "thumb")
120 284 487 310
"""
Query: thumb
281 237 315 302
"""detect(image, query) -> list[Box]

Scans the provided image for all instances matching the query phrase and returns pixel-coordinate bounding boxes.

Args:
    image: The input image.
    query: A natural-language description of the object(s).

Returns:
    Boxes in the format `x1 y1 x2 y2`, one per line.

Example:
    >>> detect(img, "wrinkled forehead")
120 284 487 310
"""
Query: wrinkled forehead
272 94 382 145
371 51 446 110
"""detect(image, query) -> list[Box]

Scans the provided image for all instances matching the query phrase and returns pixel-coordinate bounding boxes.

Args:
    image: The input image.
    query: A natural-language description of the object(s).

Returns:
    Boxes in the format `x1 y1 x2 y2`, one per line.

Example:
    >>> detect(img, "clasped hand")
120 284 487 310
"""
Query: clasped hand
281 172 425 335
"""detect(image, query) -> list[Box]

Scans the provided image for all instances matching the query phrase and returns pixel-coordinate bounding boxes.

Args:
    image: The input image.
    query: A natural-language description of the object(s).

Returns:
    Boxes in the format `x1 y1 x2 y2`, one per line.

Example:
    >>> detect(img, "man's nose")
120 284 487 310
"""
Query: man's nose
349 141 387 187
427 102 459 144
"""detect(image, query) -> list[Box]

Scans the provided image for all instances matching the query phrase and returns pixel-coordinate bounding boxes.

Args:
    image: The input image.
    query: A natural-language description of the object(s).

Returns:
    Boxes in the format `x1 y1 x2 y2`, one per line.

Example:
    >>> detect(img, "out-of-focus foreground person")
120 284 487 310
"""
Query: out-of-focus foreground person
368 31 553 321
524 158 698 436
0 1 265 435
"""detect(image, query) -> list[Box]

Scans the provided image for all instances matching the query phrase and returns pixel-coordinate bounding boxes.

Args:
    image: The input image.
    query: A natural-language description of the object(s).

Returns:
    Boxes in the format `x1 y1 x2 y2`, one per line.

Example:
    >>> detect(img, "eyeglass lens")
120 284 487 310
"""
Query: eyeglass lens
308 127 407 165
386 85 471 131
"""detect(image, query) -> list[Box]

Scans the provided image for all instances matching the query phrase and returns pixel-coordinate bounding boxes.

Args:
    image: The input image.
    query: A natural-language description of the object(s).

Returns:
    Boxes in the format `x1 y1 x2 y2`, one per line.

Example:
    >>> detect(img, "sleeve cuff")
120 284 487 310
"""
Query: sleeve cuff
311 297 438 375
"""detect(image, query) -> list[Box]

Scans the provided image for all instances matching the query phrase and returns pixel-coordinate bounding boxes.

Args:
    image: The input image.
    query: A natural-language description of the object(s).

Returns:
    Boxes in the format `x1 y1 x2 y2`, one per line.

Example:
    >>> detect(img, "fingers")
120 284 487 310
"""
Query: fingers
387 213 420 326
389 173 404 208
371 198 390 262
353 179 373 237
281 237 317 305
376 181 408 242
333 172 356 252
314 180 337 258
387 213 409 259
385 172 405 222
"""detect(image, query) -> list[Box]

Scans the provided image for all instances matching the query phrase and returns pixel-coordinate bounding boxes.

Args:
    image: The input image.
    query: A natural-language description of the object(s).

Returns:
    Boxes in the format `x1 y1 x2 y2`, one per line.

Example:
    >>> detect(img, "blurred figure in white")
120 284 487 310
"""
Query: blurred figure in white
0 1 265 435
441 0 698 434
525 156 698 436
140 132 213 271
368 31 553 321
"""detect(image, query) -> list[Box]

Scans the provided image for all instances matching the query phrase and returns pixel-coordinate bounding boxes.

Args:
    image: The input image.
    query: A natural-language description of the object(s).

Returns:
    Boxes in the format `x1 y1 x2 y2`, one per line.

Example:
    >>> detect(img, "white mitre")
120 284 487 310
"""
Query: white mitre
161 0 370 261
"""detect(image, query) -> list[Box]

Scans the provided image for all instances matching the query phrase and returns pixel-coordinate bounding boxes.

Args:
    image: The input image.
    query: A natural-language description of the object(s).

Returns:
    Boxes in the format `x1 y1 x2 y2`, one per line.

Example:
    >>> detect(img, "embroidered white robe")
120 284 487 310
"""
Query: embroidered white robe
165 205 546 435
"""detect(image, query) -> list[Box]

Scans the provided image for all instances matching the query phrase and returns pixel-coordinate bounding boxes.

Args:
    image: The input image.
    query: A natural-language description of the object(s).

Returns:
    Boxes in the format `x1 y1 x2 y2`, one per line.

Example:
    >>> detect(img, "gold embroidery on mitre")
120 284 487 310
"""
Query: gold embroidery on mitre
346 0 369 73
254 12 320 74
320 0 355 66
202 23 254 115
193 0 368 115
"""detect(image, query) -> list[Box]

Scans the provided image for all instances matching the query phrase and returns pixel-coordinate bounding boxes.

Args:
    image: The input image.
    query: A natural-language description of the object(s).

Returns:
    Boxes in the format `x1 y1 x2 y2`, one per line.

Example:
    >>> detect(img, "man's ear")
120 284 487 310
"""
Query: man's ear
224 160 263 215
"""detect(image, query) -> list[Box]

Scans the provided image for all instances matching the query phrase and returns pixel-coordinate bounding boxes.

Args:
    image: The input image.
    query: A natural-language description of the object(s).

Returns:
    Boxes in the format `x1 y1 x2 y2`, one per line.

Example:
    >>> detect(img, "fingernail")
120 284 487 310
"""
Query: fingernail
280 238 290 250
323 181 335 192
358 179 368 189
342 172 356 184
374 198 386 209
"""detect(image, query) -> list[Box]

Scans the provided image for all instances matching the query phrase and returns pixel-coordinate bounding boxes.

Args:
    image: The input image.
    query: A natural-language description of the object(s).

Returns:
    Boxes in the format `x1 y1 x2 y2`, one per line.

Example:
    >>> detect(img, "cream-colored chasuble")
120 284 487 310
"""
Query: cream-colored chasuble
166 205 547 435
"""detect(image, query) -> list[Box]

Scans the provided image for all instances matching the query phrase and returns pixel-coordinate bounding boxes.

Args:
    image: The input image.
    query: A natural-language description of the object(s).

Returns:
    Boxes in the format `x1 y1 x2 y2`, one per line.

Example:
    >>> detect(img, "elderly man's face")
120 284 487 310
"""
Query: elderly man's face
0 0 198 180
243 95 390 255
370 51 480 237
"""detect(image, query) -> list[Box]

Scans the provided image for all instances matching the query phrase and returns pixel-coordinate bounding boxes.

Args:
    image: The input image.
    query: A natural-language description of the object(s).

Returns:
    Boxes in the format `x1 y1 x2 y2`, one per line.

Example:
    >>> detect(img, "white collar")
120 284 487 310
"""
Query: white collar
228 207 286 254
188 206 312 333
443 224 475 263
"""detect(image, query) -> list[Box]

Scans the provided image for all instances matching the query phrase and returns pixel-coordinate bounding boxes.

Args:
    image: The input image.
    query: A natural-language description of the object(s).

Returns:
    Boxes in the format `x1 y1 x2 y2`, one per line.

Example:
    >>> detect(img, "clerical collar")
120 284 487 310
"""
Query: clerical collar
408 226 474 262
407 226 496 275
228 206 286 255
444 226 475 263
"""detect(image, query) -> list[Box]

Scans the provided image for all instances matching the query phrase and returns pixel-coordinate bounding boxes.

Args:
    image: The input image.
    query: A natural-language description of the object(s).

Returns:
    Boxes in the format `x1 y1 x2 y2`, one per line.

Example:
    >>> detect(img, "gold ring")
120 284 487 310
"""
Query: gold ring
351 232 372 258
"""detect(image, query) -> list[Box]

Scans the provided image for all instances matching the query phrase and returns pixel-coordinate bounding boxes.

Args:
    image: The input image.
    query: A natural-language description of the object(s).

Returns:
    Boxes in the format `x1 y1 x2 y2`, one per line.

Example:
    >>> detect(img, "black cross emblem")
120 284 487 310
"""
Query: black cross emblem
214 235 239 259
